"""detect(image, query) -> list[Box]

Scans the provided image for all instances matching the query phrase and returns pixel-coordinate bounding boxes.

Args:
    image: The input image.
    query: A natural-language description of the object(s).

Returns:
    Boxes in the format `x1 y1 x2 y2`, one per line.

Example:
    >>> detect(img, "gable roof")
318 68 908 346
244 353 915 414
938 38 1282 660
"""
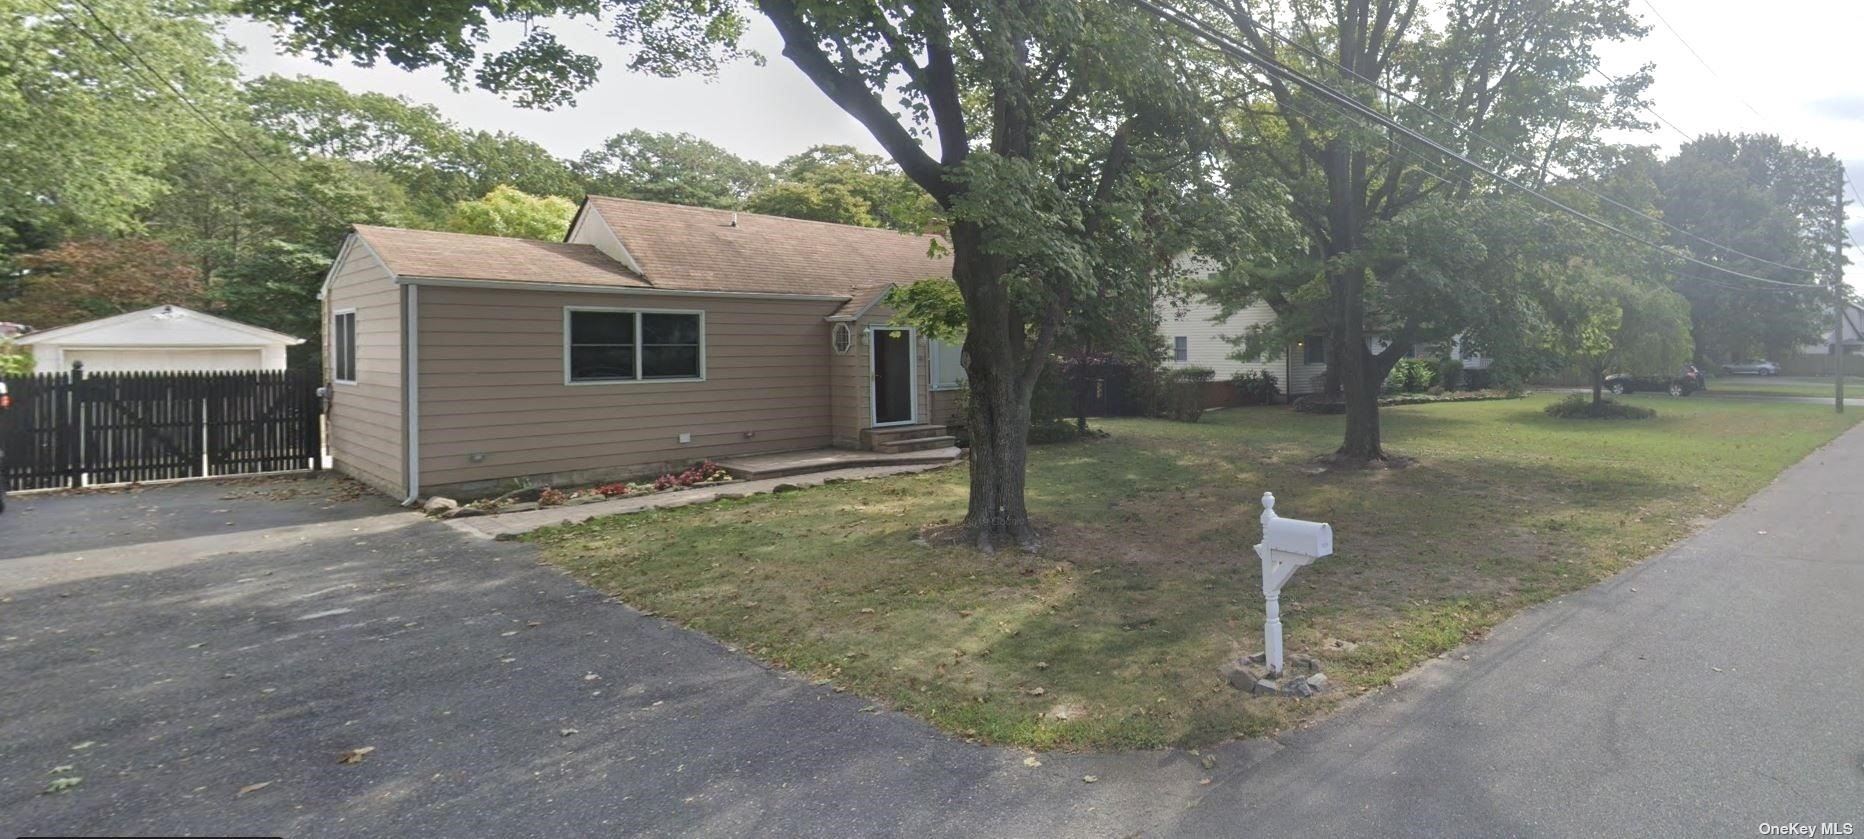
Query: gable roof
15 305 302 347
352 225 647 288
579 196 951 298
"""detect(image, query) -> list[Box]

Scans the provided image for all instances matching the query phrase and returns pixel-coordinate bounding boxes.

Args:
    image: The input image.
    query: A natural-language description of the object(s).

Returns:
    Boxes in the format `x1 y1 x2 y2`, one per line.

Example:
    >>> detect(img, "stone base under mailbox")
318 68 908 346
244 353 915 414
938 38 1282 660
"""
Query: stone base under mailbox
1222 652 1332 698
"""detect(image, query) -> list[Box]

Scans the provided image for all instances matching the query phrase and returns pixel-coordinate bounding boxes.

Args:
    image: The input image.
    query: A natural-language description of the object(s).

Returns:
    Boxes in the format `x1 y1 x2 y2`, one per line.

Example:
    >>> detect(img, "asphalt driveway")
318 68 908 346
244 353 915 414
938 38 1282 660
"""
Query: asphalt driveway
0 476 1206 838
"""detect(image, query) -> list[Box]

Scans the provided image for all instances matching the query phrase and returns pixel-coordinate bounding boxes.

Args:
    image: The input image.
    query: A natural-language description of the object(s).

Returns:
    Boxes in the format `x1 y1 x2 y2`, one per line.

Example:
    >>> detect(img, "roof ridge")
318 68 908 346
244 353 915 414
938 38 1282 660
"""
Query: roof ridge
585 195 946 240
352 224 603 249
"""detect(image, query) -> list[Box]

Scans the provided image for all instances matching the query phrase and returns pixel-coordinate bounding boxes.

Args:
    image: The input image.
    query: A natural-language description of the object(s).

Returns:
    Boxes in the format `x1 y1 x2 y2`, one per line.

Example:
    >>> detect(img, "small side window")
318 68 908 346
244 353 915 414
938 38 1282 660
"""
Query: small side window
1302 334 1326 365
332 311 357 383
1173 336 1189 362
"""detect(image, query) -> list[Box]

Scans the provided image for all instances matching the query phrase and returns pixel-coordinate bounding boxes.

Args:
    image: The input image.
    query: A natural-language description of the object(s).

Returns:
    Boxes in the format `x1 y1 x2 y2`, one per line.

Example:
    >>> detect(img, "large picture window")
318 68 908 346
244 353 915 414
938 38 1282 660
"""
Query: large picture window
332 310 356 383
567 308 704 383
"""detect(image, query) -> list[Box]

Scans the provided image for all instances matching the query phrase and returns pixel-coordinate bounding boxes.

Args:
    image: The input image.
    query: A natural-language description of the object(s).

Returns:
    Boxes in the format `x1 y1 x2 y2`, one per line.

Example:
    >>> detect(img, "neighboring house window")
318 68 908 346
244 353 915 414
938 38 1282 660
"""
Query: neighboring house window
332 310 356 383
566 308 704 383
1302 334 1326 365
929 338 966 390
1173 336 1189 362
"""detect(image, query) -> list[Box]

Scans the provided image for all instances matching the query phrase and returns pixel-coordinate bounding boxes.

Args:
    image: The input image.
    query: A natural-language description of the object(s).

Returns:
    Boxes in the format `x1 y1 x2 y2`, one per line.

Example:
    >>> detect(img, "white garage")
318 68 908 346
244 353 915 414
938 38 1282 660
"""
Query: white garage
16 305 302 374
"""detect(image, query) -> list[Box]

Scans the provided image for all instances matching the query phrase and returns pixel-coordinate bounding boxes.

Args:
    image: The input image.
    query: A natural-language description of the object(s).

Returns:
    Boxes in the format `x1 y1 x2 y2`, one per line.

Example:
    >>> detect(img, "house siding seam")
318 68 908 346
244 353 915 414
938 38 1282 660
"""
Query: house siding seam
1158 299 1327 395
323 243 405 496
414 286 844 491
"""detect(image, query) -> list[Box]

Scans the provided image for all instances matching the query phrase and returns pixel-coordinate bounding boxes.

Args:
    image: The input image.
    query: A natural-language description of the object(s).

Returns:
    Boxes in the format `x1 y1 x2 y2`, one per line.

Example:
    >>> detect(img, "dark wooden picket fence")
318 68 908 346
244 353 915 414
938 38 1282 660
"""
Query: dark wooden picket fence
0 367 322 491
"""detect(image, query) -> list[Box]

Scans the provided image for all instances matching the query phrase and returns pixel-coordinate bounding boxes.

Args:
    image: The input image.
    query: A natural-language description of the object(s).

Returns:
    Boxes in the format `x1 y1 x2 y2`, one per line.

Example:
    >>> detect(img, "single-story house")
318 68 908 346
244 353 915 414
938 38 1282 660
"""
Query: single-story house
14 305 301 374
319 196 966 501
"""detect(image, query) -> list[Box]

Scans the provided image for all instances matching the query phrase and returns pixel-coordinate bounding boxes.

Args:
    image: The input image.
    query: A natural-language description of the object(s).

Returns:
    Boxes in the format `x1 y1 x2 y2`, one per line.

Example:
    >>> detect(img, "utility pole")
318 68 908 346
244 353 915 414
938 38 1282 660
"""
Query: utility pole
1837 164 1849 414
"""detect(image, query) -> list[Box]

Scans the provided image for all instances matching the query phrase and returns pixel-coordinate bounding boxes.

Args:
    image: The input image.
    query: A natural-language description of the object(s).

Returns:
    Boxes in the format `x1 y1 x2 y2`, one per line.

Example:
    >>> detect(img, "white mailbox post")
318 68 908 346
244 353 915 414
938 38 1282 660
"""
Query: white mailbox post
1254 492 1332 676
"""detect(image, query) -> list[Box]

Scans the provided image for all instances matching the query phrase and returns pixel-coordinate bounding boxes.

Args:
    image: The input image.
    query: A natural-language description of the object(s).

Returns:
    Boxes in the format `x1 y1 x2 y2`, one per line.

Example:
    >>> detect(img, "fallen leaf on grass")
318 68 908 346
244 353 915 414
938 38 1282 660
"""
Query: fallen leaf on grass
1200 754 1218 770
337 746 375 764
43 777 82 794
237 781 272 796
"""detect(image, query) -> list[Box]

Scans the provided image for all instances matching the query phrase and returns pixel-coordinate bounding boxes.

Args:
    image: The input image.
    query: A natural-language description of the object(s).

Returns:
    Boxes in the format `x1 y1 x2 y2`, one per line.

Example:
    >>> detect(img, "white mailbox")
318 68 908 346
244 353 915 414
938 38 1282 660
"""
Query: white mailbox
1263 517 1332 559
1253 492 1334 676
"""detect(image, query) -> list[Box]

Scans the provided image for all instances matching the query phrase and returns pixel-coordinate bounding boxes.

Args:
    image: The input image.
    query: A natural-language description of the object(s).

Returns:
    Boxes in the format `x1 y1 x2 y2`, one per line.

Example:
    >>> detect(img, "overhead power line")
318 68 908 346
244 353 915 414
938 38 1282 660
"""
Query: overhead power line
1126 0 1823 290
1213 9 1818 278
1637 0 1770 124
39 0 352 228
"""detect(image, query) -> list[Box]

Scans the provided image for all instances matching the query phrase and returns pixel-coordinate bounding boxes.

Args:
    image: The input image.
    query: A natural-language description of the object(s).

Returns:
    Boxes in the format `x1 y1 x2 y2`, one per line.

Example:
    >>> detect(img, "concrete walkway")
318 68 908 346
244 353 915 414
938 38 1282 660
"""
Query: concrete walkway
443 461 957 540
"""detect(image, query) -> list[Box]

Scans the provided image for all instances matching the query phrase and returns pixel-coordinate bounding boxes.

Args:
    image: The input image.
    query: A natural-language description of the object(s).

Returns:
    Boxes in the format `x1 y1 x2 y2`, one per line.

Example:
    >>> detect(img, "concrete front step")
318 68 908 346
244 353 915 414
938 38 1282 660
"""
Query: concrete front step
861 424 948 448
716 446 963 481
873 435 958 454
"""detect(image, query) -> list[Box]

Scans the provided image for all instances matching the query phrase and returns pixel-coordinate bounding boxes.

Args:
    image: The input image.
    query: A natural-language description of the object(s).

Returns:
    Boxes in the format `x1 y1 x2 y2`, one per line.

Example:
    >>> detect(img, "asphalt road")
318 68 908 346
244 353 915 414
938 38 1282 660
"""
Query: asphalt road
3 423 1862 837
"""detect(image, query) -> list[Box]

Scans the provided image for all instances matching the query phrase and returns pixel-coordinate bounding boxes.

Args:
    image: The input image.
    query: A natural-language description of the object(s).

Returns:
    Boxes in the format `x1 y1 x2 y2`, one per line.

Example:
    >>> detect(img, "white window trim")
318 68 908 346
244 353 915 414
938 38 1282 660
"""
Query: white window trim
332 308 358 385
928 336 965 391
869 324 919 427
563 306 707 386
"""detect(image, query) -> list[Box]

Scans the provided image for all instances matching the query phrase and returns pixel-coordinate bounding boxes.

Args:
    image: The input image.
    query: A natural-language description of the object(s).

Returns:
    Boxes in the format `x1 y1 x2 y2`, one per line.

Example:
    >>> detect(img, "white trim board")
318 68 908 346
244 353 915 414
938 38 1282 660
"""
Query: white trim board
868 324 919 427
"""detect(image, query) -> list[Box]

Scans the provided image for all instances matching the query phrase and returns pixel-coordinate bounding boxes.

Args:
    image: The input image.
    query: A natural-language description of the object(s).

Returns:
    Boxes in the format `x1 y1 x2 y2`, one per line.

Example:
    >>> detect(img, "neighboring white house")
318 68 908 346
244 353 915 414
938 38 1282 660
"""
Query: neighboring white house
1158 295 1481 397
15 305 302 374
1158 297 1331 396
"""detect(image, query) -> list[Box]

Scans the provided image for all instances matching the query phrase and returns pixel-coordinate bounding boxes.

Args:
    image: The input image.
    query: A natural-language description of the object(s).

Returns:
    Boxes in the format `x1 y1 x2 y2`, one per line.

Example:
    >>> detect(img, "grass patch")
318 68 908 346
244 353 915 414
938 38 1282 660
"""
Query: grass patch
529 394 1858 751
1706 376 1844 399
1544 393 1657 419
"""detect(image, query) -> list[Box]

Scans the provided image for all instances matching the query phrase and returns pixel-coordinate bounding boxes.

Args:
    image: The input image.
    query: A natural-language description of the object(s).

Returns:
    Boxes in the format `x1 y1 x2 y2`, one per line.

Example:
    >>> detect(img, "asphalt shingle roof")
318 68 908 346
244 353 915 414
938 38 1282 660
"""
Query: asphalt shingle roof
349 198 953 304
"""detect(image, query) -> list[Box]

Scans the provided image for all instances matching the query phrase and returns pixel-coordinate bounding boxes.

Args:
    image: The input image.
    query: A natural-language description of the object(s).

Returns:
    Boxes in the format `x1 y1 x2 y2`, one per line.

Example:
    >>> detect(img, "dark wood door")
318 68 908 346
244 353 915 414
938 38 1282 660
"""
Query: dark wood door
872 329 913 425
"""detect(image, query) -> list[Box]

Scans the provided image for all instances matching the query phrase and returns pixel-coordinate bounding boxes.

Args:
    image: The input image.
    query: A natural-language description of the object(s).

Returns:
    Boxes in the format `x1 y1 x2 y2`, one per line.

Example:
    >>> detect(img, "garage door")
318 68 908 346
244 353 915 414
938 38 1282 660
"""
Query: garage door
64 348 267 373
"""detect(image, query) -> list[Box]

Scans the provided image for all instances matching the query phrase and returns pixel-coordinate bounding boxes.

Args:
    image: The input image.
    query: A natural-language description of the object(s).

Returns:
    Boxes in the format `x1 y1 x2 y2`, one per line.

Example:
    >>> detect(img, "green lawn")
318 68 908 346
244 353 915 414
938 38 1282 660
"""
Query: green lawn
1706 375 1846 399
529 394 1858 751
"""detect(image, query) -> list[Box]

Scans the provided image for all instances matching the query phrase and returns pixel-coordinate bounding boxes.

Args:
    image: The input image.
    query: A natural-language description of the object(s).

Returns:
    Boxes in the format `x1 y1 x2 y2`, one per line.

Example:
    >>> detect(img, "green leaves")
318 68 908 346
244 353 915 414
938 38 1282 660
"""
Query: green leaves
443 185 578 240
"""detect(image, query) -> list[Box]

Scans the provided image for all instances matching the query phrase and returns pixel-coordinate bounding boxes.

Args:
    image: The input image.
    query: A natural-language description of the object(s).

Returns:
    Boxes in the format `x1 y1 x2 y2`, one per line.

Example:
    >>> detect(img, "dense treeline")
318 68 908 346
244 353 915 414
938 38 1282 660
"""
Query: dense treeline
0 0 934 367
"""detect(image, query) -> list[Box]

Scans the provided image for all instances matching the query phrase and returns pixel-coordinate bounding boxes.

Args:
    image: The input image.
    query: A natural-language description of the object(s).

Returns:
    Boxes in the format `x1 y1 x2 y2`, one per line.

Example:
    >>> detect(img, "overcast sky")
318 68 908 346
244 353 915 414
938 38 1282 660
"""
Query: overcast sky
226 0 1863 289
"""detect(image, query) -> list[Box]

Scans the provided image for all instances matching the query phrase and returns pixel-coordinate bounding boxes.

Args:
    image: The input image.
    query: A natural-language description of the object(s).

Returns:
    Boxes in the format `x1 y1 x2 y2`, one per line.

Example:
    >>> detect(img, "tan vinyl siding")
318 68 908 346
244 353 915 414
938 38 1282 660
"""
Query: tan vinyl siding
1158 299 1327 395
324 242 404 495
930 388 964 427
416 286 842 490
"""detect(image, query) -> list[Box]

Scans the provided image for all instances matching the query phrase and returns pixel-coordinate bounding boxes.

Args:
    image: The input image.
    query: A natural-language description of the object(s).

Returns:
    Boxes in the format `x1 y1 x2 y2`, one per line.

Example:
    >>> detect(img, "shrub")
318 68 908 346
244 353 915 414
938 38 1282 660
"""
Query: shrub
1230 370 1281 405
1544 393 1656 420
652 460 732 491
1156 366 1214 422
1385 358 1437 394
537 487 569 507
1436 357 1465 390
596 482 632 498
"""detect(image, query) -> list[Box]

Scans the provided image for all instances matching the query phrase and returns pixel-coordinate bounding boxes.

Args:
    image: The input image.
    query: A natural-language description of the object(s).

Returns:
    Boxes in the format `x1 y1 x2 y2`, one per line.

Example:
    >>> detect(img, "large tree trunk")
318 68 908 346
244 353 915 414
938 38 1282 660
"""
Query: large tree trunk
1323 138 1386 462
952 221 1042 551
1592 368 1605 407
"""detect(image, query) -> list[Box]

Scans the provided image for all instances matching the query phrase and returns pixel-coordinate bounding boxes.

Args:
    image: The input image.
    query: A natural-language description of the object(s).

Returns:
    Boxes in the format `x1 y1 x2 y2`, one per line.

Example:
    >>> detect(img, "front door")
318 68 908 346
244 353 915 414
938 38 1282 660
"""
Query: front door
871 327 915 426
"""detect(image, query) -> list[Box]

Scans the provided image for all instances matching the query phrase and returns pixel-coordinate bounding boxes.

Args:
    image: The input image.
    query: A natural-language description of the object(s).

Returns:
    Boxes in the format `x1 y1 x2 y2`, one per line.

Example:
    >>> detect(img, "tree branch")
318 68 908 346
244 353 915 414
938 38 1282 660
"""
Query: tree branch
760 0 949 202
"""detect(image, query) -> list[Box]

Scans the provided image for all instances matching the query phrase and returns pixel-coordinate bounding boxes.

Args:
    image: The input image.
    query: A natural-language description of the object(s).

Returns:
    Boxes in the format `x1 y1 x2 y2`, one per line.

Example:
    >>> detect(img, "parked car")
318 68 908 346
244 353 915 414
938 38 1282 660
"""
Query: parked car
1605 365 1707 397
1721 359 1781 376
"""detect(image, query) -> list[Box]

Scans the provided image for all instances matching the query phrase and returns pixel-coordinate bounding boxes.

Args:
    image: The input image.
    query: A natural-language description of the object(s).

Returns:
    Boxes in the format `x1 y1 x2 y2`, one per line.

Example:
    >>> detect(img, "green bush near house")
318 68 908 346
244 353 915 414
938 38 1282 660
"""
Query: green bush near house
1384 357 1438 394
1156 365 1214 422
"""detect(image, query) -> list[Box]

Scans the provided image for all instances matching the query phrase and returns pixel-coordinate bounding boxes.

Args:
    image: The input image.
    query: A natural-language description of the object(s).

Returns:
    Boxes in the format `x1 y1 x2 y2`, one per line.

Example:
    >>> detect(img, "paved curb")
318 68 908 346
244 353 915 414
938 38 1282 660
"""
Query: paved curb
441 460 961 540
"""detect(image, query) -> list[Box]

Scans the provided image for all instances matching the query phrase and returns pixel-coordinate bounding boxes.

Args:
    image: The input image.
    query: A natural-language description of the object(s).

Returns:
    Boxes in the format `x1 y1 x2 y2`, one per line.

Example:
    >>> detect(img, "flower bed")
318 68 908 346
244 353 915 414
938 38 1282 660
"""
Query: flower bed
424 461 734 519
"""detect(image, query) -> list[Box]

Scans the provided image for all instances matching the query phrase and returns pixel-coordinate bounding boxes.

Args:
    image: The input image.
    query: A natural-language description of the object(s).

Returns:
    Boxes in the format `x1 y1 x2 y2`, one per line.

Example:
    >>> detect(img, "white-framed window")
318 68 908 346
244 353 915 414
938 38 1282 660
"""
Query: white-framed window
565 307 705 384
332 309 357 384
929 338 965 390
1173 336 1189 362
